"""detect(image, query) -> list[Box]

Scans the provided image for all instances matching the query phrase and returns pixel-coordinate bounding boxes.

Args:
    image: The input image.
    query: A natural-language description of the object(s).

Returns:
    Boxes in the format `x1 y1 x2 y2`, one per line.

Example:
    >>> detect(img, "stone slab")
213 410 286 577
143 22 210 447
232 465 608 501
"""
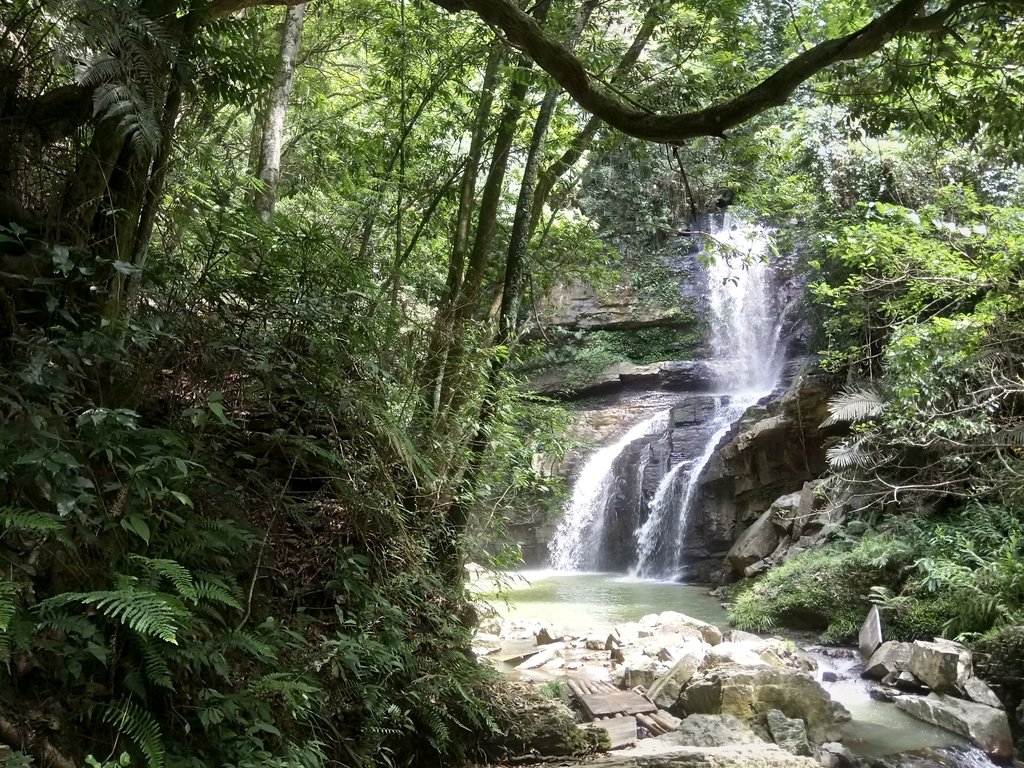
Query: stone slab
592 715 637 750
858 606 883 660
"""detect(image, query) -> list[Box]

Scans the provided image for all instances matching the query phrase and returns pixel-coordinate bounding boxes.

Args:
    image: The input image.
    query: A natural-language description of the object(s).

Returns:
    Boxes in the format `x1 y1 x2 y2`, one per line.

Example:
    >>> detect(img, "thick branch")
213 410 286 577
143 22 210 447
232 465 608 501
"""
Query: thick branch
431 0 991 143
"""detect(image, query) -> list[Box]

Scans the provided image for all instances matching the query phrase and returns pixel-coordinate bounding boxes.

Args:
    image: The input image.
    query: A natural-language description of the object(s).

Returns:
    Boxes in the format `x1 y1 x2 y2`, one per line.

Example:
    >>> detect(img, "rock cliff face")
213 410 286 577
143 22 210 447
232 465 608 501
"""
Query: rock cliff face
680 372 840 580
515 227 830 574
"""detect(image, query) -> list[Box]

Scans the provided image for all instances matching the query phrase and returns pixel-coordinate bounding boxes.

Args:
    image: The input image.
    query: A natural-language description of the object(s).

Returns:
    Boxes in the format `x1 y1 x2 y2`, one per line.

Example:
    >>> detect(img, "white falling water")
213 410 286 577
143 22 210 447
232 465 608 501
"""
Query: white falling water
549 215 786 577
706 215 785 394
548 411 666 570
639 215 785 579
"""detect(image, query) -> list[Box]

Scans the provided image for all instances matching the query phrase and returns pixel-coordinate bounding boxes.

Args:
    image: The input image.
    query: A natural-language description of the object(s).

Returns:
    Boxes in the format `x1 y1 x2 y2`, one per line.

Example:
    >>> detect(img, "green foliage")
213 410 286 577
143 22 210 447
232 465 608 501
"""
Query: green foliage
812 192 1024 512
732 503 1024 642
729 534 910 644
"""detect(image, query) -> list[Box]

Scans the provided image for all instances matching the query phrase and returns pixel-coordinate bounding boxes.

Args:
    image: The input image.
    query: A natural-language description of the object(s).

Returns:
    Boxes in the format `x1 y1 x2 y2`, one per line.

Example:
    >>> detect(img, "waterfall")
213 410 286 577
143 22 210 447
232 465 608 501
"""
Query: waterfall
548 411 666 570
633 215 785 579
549 214 785 577
705 215 785 394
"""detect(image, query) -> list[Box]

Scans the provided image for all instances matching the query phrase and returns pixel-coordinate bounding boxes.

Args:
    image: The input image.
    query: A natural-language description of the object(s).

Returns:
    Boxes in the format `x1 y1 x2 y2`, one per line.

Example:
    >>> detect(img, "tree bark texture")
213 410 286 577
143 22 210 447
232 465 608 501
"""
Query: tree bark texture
254 2 306 220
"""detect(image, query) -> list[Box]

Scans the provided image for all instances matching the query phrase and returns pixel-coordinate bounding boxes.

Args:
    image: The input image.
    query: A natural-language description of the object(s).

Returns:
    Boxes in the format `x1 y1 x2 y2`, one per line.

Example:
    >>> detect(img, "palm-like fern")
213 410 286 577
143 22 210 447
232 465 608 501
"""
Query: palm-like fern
821 386 886 427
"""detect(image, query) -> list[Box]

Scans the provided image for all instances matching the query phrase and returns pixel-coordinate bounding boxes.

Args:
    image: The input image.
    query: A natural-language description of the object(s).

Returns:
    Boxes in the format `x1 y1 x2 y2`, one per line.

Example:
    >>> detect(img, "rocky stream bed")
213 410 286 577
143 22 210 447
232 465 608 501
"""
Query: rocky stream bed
473 600 1020 768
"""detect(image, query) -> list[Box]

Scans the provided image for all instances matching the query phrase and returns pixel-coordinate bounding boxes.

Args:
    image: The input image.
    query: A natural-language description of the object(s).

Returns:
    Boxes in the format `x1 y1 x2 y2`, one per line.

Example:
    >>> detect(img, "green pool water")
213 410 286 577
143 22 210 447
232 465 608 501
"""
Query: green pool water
481 570 729 630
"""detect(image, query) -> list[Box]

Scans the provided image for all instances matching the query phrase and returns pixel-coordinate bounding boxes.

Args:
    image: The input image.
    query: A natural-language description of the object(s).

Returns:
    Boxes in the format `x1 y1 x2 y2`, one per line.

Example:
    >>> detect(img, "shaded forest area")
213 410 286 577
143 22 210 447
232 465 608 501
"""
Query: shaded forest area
1 0 1024 766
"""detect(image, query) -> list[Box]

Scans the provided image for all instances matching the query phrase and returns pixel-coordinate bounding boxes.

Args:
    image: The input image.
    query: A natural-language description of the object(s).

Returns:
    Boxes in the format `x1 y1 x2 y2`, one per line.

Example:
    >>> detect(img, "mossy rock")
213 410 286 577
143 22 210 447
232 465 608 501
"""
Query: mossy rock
479 682 607 760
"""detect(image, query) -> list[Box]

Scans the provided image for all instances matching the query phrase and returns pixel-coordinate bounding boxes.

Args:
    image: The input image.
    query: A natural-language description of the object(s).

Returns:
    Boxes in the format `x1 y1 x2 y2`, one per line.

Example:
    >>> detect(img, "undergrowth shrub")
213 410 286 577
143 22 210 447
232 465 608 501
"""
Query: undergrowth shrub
0 215 534 768
730 502 1024 643
729 535 910 643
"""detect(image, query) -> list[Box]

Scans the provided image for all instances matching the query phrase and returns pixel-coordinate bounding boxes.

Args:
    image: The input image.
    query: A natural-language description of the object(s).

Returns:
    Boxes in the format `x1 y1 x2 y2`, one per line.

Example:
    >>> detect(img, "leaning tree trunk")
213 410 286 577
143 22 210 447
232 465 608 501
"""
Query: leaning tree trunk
253 3 306 221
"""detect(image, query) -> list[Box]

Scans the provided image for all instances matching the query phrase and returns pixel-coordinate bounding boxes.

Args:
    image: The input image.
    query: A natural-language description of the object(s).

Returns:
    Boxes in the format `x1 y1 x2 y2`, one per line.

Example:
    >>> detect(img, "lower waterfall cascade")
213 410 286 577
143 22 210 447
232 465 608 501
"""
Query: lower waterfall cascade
548 215 788 578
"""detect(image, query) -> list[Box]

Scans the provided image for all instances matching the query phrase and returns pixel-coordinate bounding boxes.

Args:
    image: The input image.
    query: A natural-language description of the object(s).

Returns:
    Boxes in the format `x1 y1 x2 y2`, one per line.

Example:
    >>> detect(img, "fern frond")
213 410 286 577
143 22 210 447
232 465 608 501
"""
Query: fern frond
36 613 97 638
0 580 19 632
39 589 185 644
140 639 173 689
192 577 242 611
821 387 886 427
102 699 165 768
130 556 197 601
0 506 65 535
826 436 870 470
219 629 277 662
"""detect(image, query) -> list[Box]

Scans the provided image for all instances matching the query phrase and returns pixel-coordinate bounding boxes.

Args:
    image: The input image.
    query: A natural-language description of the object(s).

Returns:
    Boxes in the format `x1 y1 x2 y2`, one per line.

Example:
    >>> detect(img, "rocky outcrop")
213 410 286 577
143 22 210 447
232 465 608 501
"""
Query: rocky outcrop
536 278 696 333
531 360 721 398
675 663 848 743
684 371 840 580
893 694 1014 761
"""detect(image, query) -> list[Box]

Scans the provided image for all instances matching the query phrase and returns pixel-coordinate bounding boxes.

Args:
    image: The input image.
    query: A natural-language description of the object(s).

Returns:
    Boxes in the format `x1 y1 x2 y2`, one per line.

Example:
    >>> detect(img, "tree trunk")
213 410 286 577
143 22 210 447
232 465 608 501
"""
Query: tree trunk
253 2 305 221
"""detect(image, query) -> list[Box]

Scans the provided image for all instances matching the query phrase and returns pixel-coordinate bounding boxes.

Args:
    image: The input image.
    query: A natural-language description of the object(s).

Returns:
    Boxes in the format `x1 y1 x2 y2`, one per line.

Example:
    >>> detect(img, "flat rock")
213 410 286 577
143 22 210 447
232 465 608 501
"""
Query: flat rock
858 606 883 660
963 676 1003 709
908 639 972 693
591 743 820 768
894 693 1013 761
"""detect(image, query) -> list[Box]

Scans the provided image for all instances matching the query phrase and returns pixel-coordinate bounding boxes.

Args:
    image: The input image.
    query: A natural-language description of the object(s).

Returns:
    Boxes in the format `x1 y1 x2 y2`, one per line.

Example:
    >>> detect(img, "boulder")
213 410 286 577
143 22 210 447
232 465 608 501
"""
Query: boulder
484 685 604 759
766 709 811 756
723 629 762 643
648 649 706 709
907 639 972 693
669 713 764 747
617 655 662 688
861 641 912 681
652 611 724 646
725 506 782 575
963 676 1003 710
703 641 770 669
817 742 857 768
894 693 1013 761
858 606 883 660
676 663 847 742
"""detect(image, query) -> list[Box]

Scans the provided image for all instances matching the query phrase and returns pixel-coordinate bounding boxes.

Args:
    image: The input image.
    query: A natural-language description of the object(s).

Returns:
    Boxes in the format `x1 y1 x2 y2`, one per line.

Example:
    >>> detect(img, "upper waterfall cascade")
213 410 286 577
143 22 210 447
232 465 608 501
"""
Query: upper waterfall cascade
548 215 786 577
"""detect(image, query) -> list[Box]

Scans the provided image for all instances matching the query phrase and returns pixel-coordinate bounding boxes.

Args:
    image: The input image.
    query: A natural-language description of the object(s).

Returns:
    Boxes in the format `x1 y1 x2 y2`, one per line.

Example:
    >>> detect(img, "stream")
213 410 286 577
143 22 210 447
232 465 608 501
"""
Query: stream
484 571 997 764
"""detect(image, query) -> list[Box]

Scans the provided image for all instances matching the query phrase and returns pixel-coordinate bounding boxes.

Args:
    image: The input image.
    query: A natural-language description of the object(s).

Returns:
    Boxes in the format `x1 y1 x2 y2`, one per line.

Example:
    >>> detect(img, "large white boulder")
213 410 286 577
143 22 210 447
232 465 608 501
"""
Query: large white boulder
894 693 1013 761
907 639 972 693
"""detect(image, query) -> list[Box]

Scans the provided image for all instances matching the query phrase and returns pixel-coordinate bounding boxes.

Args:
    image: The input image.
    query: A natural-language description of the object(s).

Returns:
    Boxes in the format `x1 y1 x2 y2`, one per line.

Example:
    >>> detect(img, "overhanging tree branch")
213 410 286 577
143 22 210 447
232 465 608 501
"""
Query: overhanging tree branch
431 0 1011 143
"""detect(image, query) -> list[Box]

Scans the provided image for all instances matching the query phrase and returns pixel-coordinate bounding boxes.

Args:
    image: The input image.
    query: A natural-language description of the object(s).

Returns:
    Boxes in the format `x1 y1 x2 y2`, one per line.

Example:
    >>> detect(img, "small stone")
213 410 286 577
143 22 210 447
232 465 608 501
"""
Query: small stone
821 671 840 683
868 687 895 703
536 626 564 645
